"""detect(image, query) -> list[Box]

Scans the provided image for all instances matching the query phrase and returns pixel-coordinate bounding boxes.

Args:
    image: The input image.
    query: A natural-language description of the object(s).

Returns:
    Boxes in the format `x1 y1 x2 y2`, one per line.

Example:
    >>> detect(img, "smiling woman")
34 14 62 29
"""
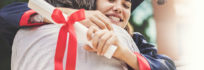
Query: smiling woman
96 0 131 28
12 0 142 70
0 0 176 70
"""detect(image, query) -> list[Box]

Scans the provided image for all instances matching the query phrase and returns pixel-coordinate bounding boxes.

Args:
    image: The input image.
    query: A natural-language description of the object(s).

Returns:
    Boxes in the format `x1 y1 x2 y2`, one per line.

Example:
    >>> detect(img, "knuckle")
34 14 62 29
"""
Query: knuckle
87 19 91 22
106 41 111 46
89 16 94 20
87 33 91 38
100 38 106 43
100 25 106 29
95 31 101 36
92 41 97 47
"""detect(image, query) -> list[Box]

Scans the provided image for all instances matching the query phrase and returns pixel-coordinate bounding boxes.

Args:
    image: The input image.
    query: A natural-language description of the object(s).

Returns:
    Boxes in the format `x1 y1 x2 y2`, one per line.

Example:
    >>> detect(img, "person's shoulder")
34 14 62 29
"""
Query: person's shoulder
133 32 143 36
132 32 148 44
0 2 30 26
0 2 28 13
132 32 145 39
1 2 28 9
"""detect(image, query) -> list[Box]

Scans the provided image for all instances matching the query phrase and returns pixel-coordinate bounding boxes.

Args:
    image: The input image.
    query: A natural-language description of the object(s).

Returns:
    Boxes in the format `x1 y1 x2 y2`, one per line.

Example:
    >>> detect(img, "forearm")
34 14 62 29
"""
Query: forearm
20 7 78 26
0 2 30 27
120 48 139 70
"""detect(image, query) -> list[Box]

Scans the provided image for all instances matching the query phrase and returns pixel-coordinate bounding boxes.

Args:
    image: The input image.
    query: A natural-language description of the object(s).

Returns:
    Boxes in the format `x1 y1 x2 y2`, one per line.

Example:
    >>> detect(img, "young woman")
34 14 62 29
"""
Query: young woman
0 0 176 70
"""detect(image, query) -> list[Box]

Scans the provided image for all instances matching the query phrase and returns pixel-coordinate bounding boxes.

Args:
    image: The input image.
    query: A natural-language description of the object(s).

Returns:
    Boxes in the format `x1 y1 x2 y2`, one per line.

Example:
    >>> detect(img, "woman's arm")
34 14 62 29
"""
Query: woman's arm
0 2 31 48
85 27 176 70
85 26 141 70
133 32 176 70
0 2 30 28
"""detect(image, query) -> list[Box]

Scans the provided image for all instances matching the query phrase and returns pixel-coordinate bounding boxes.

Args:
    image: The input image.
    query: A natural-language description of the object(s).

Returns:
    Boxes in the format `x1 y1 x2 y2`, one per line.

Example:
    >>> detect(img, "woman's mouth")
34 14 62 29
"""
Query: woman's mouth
109 16 120 22
106 15 123 24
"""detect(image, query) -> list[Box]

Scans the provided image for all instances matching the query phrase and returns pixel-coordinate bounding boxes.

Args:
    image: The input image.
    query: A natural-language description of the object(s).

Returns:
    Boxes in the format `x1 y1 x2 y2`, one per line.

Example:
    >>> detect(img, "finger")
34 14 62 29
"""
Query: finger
80 19 95 28
92 30 106 50
96 13 113 31
83 45 95 52
87 26 98 41
90 16 107 30
97 31 112 55
101 34 116 55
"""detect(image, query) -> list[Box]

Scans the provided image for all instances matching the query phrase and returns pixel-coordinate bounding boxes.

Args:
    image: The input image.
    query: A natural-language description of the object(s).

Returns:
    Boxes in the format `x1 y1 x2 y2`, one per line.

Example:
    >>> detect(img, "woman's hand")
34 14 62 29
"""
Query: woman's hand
43 7 113 30
81 10 113 30
84 26 129 60
84 26 139 70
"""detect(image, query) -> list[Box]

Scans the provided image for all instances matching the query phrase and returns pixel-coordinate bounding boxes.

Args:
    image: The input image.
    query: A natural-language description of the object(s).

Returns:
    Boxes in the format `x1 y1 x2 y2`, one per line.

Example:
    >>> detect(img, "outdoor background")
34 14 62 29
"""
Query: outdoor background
1 0 204 70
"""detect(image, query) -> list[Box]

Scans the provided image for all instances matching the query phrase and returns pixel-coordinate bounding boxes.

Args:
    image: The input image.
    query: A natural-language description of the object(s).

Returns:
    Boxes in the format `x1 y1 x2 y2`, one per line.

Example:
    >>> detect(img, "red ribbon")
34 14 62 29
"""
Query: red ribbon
51 9 85 70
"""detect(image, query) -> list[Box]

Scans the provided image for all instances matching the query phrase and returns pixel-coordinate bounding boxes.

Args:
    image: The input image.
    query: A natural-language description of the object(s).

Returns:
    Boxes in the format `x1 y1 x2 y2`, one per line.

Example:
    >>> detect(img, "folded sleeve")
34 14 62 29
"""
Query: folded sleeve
0 2 30 28
0 2 45 48
19 9 44 26
0 2 44 28
0 2 31 48
134 52 151 70
132 32 176 70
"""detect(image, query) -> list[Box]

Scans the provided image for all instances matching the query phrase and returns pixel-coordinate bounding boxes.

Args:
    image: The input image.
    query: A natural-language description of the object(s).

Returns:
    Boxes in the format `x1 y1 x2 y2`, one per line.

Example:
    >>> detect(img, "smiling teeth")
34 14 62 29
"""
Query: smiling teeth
109 16 120 22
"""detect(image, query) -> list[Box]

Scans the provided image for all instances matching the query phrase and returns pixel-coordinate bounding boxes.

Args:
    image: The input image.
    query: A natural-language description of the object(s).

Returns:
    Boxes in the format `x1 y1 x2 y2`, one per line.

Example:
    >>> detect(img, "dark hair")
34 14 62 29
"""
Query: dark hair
45 0 96 10
46 0 134 35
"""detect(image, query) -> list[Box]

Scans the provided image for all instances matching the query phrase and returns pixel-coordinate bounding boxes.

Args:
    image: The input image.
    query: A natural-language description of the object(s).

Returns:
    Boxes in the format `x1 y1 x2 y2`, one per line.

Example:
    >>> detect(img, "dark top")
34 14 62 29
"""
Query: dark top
0 2 29 70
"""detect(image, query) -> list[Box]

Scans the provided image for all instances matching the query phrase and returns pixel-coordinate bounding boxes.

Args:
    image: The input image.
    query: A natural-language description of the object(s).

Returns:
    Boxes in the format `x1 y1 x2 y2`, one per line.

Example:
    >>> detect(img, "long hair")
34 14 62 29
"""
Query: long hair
46 0 134 35
45 0 96 10
125 23 134 36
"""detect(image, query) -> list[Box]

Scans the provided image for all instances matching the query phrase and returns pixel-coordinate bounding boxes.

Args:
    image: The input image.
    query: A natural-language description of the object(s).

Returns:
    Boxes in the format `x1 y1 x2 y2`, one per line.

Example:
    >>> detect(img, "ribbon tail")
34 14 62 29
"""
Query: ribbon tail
55 26 68 70
53 9 85 70
65 25 77 70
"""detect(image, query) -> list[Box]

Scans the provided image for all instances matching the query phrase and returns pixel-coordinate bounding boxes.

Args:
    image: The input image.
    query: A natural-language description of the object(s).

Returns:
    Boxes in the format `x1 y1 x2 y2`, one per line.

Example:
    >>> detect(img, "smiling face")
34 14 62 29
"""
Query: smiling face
96 0 131 28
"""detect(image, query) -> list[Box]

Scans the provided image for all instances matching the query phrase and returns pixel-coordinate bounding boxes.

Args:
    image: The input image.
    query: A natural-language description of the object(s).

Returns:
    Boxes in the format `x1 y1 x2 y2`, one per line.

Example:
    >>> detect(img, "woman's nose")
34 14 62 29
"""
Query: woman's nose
112 3 122 13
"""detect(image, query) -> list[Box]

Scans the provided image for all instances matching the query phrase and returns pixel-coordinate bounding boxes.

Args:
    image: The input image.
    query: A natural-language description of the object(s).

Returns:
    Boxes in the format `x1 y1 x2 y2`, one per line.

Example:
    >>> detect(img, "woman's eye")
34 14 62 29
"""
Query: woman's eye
109 0 115 2
123 4 130 9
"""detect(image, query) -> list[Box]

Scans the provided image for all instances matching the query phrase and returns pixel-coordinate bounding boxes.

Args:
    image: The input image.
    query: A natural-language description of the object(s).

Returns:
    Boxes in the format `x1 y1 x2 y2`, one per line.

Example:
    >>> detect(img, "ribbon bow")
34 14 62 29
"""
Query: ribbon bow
51 9 85 70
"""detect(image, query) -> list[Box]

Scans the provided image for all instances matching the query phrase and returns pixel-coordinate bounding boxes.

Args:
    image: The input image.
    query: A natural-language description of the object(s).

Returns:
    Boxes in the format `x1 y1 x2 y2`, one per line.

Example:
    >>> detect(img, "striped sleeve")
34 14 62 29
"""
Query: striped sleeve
133 32 176 70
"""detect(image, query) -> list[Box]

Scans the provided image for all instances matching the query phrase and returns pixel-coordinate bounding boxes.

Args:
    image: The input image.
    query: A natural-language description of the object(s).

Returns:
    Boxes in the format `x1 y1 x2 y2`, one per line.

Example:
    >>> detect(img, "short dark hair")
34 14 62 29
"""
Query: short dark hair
45 0 96 10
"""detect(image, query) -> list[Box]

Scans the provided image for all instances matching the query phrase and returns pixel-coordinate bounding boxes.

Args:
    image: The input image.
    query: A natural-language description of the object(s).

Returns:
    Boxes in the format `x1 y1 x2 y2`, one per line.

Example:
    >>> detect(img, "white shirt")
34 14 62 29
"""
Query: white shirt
11 24 139 70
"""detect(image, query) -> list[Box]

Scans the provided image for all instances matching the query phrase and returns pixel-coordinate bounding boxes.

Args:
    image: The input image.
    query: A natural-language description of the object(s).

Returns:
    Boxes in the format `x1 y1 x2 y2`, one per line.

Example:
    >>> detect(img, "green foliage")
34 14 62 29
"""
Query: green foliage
130 0 156 44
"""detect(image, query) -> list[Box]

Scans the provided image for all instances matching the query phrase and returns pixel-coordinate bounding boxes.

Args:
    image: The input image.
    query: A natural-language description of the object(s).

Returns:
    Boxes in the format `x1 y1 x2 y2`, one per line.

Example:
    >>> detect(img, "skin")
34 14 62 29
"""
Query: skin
50 8 113 30
85 0 139 70
43 0 139 69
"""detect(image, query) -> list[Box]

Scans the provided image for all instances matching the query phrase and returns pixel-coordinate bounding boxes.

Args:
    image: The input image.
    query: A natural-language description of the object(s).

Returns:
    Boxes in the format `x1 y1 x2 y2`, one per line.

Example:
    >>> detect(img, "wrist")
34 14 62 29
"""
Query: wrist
29 14 44 23
43 17 51 23
114 43 130 61
120 48 133 62
118 47 139 70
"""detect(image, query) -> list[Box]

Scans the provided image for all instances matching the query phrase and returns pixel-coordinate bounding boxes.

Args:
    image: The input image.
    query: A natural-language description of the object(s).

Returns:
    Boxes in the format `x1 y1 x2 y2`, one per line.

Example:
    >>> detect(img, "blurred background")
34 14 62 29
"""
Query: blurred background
0 0 204 70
